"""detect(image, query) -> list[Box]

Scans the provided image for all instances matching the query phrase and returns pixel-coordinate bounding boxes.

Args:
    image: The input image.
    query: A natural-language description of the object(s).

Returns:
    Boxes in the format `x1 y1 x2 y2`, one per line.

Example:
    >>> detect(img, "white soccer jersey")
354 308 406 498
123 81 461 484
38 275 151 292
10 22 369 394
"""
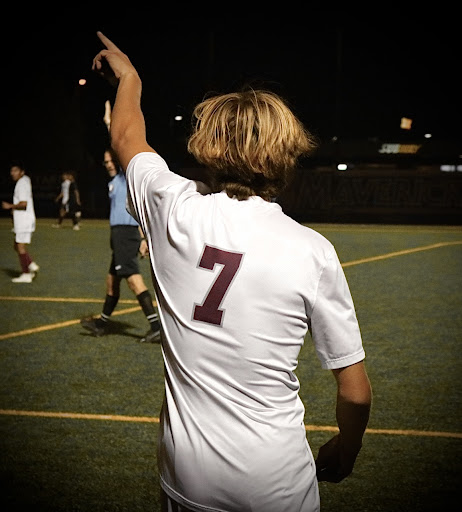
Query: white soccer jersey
13 175 36 234
61 179 71 207
126 152 365 512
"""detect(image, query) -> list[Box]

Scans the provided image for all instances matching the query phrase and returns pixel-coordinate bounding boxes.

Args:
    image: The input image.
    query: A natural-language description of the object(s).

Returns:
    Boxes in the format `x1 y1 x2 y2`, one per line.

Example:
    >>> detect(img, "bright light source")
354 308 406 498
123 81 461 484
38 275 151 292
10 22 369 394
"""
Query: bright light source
337 163 348 171
400 117 412 129
424 133 432 138
78 78 87 86
174 115 183 121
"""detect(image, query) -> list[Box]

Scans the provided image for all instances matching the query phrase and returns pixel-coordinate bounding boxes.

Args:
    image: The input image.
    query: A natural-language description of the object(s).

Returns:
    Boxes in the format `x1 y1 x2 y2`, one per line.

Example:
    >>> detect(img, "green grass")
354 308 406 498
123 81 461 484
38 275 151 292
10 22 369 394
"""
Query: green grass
1 218 461 511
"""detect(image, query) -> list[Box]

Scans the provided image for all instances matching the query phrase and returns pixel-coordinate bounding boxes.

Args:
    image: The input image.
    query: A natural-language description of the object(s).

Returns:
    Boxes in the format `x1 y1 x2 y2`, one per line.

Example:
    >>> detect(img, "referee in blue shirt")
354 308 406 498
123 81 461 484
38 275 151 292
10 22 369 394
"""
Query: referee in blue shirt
81 149 160 343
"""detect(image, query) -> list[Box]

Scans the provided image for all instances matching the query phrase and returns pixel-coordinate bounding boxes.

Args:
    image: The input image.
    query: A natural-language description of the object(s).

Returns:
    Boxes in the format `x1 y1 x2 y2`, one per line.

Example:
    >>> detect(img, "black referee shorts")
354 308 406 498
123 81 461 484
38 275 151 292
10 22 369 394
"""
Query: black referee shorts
109 225 141 277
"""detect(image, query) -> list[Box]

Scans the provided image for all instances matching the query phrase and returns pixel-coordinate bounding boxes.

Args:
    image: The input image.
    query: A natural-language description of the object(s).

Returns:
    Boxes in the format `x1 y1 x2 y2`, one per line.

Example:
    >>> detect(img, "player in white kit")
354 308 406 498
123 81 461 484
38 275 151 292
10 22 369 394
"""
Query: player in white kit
2 162 40 283
93 32 372 512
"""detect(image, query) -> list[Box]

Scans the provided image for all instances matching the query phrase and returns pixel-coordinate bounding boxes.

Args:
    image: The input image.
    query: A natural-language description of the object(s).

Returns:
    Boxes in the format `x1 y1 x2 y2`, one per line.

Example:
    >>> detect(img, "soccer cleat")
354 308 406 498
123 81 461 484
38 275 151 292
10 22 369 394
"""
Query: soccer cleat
73 224 80 231
139 328 161 344
28 261 40 272
80 317 106 337
12 272 35 283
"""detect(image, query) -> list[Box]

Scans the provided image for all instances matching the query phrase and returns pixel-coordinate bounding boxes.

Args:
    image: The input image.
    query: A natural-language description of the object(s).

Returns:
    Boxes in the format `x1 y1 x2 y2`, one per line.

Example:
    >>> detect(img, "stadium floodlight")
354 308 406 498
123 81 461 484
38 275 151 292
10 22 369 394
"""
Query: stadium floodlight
337 163 348 171
174 115 183 121
78 78 86 86
400 117 412 129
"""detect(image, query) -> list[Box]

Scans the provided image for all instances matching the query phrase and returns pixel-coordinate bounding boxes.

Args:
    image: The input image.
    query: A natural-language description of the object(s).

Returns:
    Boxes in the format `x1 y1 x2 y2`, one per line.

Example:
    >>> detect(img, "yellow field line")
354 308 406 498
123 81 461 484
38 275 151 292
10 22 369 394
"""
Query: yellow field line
0 408 459 439
359 427 462 439
0 409 159 423
306 424 462 439
0 306 141 341
0 240 460 339
342 240 462 267
0 296 137 304
311 225 462 234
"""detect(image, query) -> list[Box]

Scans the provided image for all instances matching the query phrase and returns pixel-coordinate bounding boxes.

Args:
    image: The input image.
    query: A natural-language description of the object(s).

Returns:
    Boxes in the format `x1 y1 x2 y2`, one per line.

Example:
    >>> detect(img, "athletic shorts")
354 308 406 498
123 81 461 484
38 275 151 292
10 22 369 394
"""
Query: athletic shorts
15 231 32 244
109 225 141 277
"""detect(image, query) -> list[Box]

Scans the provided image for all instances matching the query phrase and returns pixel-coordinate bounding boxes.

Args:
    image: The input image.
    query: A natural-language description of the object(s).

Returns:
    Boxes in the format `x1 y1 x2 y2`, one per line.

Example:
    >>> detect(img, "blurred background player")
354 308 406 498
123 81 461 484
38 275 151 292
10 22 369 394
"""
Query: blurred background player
53 171 82 230
2 162 40 283
80 149 160 343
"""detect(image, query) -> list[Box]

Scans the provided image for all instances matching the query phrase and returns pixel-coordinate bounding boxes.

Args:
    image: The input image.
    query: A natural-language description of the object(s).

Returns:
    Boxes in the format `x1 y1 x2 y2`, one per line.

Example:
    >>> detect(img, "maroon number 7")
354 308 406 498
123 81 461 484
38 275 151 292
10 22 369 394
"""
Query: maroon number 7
193 245 243 326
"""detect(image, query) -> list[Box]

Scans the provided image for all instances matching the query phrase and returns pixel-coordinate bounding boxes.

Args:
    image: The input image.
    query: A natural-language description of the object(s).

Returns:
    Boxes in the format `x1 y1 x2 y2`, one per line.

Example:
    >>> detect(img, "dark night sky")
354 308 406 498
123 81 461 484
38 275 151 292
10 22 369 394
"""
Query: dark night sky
3 15 461 176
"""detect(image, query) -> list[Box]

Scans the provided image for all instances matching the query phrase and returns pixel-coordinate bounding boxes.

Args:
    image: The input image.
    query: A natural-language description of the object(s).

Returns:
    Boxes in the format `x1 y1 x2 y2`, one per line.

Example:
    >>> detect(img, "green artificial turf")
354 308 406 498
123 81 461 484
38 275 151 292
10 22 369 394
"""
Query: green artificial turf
1 219 461 511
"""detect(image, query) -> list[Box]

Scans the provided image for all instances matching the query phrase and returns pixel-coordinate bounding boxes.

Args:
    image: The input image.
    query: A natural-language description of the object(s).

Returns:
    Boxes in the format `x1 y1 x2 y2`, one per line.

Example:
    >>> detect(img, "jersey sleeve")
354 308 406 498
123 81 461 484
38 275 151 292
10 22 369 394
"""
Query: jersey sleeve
125 152 186 222
15 178 31 203
125 151 210 232
310 248 365 370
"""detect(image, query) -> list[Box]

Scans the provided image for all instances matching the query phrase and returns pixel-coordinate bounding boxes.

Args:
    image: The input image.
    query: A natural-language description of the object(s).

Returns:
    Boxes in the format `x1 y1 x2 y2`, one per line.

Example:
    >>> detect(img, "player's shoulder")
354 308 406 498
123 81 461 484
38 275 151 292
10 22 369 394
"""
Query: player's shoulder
280 218 337 265
302 223 332 246
127 151 166 171
281 216 334 248
17 175 32 189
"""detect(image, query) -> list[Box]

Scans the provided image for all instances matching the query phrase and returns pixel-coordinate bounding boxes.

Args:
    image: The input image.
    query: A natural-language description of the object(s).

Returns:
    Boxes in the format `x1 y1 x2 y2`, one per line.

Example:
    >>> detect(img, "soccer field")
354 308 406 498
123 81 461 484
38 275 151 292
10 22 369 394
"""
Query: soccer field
1 218 461 511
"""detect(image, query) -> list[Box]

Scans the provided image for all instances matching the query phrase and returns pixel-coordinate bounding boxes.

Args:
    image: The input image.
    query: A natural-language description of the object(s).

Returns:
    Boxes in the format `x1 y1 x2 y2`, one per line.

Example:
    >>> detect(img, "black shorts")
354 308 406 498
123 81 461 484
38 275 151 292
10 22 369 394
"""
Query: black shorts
109 225 141 277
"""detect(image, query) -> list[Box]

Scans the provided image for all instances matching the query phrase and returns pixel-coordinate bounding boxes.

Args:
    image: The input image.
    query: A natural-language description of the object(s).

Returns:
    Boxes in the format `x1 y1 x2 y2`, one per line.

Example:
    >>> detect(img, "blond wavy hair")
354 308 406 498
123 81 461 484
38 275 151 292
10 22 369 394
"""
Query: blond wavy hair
187 89 317 201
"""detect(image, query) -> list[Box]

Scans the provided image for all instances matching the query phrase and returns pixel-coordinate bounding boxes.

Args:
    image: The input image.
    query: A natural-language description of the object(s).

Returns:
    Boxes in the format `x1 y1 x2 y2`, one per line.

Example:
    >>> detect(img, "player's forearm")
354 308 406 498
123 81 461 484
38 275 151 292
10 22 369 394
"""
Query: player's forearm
7 201 27 211
110 73 146 160
336 395 371 452
334 363 372 450
316 391 371 483
93 32 155 169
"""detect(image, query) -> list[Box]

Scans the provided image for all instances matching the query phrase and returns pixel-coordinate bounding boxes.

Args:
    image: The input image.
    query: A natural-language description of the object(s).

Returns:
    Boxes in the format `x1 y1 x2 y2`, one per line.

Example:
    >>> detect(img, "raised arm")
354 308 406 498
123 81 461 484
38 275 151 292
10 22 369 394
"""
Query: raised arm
92 31 155 171
315 360 372 483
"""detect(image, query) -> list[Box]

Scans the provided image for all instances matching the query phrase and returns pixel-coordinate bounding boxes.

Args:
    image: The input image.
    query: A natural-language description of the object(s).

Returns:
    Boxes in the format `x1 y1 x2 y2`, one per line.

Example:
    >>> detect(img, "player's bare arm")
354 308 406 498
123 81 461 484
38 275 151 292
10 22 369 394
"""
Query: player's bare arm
2 201 27 210
92 31 155 171
316 361 372 483
138 227 149 258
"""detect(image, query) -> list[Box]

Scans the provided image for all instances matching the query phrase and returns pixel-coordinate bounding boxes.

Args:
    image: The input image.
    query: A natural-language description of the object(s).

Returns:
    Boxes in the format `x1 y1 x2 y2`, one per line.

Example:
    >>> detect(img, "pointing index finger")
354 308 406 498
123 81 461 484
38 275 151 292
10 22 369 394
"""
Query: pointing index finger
96 31 120 51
